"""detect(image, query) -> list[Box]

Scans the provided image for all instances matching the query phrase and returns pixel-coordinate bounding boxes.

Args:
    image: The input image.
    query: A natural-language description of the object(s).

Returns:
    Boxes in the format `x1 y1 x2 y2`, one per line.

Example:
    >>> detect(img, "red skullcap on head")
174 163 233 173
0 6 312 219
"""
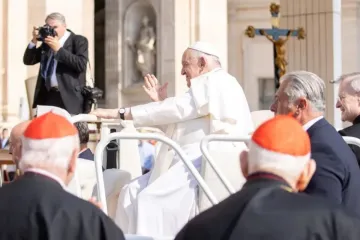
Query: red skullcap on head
251 115 310 156
24 112 77 139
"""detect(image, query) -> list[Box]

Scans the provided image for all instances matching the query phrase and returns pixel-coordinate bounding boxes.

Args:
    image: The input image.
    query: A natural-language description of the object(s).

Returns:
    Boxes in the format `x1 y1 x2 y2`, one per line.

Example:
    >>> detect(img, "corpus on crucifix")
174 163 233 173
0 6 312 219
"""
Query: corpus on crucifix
245 3 305 89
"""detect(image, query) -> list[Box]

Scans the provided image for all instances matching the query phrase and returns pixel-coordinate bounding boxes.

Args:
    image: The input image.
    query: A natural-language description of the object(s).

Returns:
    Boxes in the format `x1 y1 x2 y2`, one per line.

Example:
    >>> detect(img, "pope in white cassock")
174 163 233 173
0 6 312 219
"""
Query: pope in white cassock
91 41 254 237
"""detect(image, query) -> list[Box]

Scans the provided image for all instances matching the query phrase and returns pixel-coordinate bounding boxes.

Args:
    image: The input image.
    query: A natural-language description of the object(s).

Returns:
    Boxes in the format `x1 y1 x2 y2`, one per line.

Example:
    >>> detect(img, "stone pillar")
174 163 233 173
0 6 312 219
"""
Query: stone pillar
104 0 121 108
0 0 4 122
280 0 342 128
27 0 46 78
5 0 29 122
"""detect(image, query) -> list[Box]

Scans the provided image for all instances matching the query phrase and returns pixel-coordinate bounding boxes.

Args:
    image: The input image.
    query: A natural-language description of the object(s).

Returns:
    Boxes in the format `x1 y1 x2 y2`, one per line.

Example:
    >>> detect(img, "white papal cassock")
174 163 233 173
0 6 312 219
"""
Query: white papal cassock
115 68 254 237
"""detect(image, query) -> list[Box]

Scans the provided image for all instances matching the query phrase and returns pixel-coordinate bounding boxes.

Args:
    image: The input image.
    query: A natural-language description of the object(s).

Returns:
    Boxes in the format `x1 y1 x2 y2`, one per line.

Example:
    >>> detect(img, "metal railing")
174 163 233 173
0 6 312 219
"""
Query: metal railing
343 136 360 148
70 114 125 197
200 135 251 195
94 132 218 215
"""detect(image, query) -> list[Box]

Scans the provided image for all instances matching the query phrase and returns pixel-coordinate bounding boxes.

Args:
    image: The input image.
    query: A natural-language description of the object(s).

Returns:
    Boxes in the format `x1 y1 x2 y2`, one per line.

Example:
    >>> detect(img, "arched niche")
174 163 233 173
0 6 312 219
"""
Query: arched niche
123 0 157 91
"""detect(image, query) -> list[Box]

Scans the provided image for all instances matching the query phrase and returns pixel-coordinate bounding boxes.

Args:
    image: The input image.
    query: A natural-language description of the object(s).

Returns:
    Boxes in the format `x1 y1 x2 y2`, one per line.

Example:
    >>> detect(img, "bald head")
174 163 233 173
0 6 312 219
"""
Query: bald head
10 121 31 165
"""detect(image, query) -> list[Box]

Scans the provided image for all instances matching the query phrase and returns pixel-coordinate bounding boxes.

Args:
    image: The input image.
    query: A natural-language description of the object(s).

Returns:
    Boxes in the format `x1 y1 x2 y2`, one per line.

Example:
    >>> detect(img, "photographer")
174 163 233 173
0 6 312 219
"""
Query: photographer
23 12 88 115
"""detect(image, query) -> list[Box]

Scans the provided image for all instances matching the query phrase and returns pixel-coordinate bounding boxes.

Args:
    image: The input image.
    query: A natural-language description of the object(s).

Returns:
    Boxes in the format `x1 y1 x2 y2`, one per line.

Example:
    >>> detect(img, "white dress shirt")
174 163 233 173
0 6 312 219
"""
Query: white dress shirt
303 116 323 131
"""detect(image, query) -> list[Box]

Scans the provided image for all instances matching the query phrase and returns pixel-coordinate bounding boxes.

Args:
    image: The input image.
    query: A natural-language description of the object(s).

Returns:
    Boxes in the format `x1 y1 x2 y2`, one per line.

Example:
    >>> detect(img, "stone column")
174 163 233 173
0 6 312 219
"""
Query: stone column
0 0 4 122
104 0 121 108
280 0 342 128
27 0 46 78
5 0 29 122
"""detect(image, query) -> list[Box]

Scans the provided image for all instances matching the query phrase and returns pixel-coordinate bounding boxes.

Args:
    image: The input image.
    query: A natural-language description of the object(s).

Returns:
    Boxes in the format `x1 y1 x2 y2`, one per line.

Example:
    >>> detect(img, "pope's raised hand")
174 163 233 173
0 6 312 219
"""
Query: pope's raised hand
142 74 168 102
89 108 119 119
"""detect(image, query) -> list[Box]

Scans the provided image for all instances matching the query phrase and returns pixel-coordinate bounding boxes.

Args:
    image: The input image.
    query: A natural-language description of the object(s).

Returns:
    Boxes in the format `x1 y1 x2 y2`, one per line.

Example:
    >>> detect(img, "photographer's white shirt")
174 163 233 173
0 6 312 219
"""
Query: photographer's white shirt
28 30 71 87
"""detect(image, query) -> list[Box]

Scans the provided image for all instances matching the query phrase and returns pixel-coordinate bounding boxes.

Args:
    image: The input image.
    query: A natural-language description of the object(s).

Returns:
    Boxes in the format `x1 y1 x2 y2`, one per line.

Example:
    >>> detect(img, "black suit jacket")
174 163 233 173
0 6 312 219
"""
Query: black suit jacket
338 115 360 166
305 118 360 216
79 148 94 161
175 175 360 240
23 31 88 115
0 172 125 240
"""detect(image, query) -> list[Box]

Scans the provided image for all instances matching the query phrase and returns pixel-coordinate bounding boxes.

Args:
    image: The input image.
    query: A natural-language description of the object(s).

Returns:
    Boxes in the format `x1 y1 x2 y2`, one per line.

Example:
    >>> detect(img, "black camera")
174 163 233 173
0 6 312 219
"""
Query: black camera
82 86 104 113
36 25 57 41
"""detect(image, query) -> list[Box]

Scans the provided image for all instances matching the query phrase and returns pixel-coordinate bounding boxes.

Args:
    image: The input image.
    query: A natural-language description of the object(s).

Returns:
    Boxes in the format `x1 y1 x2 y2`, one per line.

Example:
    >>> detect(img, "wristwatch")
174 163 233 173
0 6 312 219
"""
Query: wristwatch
119 108 126 120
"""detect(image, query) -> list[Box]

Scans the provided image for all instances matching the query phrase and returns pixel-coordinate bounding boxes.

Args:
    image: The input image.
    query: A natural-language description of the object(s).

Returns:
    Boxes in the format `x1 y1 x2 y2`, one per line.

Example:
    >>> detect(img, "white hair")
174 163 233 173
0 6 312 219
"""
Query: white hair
19 135 79 171
190 49 221 67
45 12 66 25
281 71 326 113
333 72 360 93
247 141 310 180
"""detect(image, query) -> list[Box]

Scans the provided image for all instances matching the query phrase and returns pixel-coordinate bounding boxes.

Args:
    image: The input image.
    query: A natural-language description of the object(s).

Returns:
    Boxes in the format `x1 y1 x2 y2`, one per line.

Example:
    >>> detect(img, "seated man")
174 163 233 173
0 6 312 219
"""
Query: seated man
333 72 360 165
175 116 360 240
0 112 125 239
68 122 97 199
1 128 10 149
74 122 94 160
270 71 360 216
91 41 254 236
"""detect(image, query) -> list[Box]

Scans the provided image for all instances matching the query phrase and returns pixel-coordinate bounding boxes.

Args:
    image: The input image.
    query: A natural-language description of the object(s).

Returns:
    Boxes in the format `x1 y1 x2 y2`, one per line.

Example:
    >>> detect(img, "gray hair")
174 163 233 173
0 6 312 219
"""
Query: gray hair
189 49 221 67
332 72 360 93
281 71 326 112
45 12 66 25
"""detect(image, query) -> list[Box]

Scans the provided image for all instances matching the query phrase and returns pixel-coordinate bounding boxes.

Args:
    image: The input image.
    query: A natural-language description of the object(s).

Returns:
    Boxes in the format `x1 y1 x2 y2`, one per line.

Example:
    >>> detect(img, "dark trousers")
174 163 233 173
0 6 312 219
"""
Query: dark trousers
44 88 66 110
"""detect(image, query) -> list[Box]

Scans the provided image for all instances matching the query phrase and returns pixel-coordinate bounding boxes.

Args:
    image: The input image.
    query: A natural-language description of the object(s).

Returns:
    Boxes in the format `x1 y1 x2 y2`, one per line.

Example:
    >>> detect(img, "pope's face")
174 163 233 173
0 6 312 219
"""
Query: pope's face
181 49 203 88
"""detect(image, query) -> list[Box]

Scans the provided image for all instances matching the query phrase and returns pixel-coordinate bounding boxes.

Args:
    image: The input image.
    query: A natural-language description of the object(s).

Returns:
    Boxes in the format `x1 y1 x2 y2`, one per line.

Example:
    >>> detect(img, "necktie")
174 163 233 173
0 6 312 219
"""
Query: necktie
41 50 55 91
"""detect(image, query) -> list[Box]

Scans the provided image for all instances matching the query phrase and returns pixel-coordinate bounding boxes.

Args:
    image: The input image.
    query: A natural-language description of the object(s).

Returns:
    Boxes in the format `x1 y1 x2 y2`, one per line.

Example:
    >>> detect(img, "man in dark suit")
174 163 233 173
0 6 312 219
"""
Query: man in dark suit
270 70 360 216
0 112 125 239
23 12 87 115
175 116 360 240
333 72 360 165
0 128 9 149
74 122 94 161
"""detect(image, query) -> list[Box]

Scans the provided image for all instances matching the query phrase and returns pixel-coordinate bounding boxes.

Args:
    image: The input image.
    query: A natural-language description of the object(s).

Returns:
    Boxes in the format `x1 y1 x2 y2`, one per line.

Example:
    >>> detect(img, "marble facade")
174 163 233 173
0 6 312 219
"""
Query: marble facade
0 0 358 129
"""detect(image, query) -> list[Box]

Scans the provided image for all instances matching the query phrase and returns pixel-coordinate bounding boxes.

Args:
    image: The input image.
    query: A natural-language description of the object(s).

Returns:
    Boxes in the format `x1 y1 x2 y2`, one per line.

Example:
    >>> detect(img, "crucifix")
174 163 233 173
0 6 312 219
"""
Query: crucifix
245 3 305 89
